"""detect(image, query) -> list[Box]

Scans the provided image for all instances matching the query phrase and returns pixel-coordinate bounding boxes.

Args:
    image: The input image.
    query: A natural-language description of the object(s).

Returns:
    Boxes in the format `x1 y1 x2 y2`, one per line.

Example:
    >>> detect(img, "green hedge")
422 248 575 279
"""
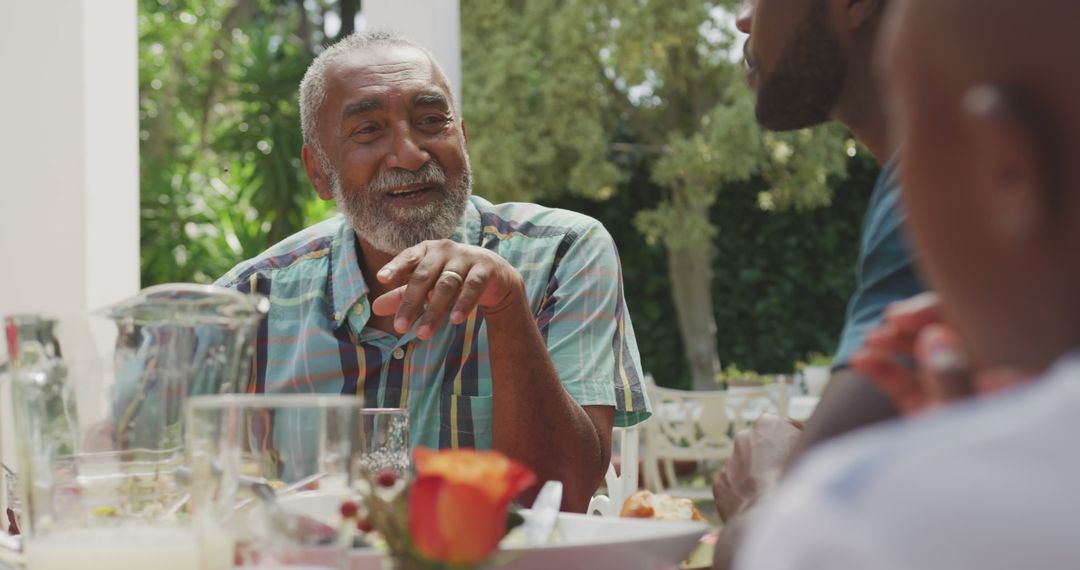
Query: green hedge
545 153 878 388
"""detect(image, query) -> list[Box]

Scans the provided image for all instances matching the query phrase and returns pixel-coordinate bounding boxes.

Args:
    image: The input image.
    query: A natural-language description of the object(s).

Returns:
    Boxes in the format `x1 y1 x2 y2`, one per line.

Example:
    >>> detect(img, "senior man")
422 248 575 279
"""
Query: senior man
216 31 650 511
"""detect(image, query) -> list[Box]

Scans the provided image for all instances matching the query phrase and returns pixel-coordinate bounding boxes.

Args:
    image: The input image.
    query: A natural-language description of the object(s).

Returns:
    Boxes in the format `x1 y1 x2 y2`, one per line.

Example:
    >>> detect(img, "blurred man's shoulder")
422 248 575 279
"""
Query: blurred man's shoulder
748 357 1080 568
786 356 1080 511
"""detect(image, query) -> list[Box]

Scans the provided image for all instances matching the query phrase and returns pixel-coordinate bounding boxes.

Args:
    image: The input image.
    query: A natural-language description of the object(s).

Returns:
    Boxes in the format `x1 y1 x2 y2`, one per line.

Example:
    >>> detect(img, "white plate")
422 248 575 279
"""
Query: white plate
279 492 709 570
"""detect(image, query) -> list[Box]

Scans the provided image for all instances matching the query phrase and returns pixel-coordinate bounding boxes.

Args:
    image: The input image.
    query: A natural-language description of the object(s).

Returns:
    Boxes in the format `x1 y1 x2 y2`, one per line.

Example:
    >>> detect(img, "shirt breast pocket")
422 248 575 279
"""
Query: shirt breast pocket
449 394 493 450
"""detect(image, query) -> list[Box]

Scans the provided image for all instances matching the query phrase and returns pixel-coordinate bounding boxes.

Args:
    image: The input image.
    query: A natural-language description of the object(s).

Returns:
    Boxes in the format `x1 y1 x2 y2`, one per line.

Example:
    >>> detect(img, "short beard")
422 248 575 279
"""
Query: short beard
755 0 848 131
328 156 472 255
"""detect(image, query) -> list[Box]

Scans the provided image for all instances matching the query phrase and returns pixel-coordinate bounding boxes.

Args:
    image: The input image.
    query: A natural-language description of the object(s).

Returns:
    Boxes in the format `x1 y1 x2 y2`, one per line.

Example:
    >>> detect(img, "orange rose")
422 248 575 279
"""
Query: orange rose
408 447 536 565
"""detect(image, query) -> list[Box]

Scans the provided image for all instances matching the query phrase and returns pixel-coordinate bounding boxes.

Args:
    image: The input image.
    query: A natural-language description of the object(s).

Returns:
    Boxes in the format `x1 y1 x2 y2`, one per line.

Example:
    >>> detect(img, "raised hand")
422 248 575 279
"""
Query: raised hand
712 414 802 523
370 239 526 340
852 292 1030 414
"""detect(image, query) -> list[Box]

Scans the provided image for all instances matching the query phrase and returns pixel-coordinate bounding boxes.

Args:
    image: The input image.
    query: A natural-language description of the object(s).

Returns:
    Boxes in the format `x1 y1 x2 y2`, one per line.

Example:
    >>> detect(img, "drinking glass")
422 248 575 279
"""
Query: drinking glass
353 408 410 479
1 285 266 570
187 395 409 569
8 356 226 570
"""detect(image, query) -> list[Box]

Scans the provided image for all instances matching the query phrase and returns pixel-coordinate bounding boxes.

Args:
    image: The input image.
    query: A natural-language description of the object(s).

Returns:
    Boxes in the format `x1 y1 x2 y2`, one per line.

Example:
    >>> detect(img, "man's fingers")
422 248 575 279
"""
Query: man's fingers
372 242 513 333
884 291 946 333
377 242 428 285
393 255 447 333
864 322 917 356
448 266 490 324
371 285 407 317
713 471 741 523
851 348 927 414
914 324 974 405
415 267 467 339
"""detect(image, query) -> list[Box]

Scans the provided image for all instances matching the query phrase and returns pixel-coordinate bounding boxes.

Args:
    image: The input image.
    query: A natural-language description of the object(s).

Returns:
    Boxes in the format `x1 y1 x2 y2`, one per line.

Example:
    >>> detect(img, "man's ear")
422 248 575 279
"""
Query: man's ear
963 85 1052 241
846 0 886 30
461 119 469 146
301 144 334 201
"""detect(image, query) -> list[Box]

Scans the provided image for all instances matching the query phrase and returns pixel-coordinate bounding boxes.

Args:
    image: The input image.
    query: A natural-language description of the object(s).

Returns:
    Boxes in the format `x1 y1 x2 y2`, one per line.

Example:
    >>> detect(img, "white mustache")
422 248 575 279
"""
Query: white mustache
368 161 447 194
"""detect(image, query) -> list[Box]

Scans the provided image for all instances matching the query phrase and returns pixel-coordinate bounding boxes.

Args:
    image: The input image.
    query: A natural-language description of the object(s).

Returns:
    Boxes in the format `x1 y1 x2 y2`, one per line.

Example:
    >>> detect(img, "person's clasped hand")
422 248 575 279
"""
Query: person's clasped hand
712 414 802 523
852 292 1033 414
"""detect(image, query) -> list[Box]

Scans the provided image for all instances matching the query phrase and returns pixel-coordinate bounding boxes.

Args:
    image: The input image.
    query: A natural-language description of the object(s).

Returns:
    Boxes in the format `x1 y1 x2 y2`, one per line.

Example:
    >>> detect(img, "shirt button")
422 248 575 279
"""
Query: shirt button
392 347 406 360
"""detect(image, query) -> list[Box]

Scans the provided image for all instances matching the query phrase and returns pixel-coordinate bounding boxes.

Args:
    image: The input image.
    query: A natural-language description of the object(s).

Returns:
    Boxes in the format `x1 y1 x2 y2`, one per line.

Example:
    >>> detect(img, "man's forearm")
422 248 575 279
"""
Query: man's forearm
785 367 900 470
484 290 609 512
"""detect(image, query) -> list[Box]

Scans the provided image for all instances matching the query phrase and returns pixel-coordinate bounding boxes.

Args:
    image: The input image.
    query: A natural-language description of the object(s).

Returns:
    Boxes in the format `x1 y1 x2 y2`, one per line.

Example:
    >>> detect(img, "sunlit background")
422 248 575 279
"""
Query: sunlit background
1 0 878 390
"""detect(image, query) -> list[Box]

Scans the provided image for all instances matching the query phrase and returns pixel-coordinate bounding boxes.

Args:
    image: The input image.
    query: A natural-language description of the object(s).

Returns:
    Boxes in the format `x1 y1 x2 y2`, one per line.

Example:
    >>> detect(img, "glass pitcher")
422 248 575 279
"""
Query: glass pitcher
0 284 267 570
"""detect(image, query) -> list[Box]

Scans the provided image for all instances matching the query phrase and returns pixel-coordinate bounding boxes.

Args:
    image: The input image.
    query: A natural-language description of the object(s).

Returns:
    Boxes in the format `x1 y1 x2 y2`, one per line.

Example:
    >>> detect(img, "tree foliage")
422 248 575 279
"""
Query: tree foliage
138 0 875 386
139 0 341 284
462 0 857 388
462 0 850 244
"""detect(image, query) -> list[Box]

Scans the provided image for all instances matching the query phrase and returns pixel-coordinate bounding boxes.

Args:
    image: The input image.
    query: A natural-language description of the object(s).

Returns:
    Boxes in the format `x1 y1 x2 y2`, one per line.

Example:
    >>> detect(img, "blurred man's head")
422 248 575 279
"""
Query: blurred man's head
881 0 1080 372
736 0 889 131
298 31 472 255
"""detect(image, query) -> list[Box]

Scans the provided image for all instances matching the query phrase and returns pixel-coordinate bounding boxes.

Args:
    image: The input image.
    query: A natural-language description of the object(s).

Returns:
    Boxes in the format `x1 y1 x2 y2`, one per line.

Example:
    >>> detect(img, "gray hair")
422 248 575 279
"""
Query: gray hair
299 30 456 165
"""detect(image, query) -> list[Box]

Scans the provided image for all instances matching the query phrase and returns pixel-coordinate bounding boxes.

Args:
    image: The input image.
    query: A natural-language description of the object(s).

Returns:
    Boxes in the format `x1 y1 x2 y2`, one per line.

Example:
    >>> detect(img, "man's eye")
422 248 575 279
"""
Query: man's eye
419 116 449 127
354 125 378 136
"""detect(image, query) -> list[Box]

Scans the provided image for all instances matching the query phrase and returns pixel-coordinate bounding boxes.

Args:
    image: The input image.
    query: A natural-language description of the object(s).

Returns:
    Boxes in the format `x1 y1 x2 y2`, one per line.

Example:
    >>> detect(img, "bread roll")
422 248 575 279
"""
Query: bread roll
619 490 704 522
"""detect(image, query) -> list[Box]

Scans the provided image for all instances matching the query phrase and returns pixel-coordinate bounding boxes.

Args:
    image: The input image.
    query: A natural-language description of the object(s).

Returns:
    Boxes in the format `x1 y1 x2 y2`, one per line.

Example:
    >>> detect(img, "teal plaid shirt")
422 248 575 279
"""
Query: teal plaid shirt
216 196 651 450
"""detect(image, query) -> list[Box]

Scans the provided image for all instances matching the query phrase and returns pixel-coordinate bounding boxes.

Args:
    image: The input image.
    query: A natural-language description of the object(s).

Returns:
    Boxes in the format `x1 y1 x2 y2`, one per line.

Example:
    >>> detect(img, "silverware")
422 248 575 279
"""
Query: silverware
174 467 338 545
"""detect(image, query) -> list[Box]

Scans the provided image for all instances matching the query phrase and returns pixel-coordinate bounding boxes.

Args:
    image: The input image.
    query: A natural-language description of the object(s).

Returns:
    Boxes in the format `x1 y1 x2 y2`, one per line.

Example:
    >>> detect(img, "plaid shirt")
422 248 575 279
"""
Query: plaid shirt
216 196 651 450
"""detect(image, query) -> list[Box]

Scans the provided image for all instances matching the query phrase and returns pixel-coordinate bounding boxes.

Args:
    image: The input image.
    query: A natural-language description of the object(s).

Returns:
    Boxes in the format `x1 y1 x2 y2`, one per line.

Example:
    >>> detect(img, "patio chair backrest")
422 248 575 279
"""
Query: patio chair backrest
588 425 641 517
725 382 790 432
642 384 735 493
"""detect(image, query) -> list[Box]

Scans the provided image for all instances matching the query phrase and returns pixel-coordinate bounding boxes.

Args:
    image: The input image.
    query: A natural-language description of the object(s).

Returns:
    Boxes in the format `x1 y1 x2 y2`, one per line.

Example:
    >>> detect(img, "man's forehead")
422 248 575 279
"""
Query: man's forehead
324 45 450 100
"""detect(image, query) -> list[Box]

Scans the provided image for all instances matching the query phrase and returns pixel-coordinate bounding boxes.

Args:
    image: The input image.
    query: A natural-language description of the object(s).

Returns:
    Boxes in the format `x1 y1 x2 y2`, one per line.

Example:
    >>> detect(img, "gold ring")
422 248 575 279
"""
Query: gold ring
439 270 465 286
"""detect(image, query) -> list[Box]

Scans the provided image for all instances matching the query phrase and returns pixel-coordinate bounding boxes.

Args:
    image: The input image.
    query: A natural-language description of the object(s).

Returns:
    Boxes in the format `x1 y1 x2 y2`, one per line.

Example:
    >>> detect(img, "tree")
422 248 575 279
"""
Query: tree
461 0 851 389
139 0 359 285
139 0 863 386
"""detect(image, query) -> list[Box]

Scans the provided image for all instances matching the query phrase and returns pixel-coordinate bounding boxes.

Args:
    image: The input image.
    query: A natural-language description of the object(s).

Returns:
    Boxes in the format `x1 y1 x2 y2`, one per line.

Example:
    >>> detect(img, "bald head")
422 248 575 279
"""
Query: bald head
882 0 1080 371
885 0 1080 139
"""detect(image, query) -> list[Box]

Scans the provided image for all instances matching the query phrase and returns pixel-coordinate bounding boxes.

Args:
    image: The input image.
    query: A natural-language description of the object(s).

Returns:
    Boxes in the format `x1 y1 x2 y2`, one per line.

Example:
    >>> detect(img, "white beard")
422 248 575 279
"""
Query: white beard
329 157 472 255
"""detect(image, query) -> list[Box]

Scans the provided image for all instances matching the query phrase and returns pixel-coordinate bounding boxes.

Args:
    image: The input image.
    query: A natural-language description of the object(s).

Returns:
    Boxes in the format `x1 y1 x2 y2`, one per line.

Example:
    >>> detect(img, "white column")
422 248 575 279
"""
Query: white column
0 0 140 509
362 0 462 107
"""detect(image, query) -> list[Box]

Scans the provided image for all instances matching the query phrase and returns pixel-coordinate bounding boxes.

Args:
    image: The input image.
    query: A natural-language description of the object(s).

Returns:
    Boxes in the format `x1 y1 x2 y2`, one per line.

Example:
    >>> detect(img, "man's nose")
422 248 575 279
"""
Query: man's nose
386 123 430 171
736 0 753 34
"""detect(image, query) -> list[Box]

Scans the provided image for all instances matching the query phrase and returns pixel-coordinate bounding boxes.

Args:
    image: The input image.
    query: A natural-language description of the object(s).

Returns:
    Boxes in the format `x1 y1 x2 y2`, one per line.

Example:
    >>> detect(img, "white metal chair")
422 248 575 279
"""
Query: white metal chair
725 381 790 432
640 384 734 500
587 425 641 517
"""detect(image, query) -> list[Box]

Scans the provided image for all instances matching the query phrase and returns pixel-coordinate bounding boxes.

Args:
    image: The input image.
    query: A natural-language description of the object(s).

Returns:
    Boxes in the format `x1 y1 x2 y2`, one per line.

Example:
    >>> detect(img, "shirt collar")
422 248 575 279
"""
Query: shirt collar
326 197 485 330
453 195 483 247
328 217 369 330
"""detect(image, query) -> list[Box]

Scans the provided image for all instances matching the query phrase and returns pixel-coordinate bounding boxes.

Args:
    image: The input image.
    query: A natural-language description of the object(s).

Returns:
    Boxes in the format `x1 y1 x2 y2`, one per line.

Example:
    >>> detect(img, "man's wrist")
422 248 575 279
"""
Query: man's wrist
482 281 529 323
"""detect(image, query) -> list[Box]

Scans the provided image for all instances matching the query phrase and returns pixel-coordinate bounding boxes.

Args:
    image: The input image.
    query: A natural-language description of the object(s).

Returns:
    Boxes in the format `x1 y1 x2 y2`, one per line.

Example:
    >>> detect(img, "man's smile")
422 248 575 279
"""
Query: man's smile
384 183 439 205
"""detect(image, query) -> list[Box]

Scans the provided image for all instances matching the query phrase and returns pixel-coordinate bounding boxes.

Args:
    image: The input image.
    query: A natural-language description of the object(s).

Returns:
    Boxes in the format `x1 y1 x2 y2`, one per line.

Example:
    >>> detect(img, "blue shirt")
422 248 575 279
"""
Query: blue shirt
833 157 925 367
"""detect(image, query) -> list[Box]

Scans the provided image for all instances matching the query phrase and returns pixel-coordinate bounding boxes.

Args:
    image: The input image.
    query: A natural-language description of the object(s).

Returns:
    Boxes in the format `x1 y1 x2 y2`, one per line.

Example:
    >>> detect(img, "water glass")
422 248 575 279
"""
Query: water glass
353 408 410 479
8 357 228 570
187 395 408 569
1 285 266 570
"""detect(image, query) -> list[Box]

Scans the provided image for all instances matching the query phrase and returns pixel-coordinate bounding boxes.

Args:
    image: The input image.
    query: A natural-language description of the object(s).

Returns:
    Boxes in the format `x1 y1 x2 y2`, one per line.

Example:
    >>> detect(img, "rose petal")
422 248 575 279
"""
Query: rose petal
409 475 451 561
